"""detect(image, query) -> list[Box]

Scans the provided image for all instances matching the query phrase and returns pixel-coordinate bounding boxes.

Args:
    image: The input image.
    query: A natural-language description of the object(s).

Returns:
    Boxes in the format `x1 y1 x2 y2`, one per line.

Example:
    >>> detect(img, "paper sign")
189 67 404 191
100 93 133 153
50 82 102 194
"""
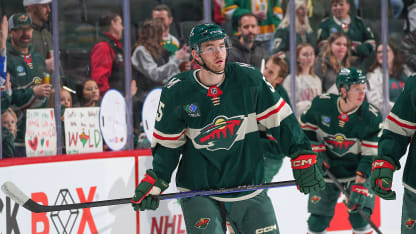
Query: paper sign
99 89 127 151
141 88 162 143
25 108 57 156
64 107 103 154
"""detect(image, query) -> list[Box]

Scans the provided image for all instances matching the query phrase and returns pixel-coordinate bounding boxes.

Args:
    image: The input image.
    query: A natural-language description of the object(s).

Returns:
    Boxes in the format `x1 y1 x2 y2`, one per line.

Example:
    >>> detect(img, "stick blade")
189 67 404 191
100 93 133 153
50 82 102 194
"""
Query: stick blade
1 181 30 206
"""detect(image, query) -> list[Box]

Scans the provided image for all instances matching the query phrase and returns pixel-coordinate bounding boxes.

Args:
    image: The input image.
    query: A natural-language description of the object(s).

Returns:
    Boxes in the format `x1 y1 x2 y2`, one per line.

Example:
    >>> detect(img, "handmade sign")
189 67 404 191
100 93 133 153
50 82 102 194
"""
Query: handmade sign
25 108 57 156
99 90 127 151
64 107 103 154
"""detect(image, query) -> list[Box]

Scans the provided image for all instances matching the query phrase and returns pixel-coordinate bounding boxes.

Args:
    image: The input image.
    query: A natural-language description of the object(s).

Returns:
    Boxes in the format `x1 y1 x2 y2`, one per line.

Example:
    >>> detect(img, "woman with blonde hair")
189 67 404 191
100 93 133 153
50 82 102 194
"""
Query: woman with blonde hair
272 0 316 58
2 108 17 158
283 43 321 116
314 31 353 93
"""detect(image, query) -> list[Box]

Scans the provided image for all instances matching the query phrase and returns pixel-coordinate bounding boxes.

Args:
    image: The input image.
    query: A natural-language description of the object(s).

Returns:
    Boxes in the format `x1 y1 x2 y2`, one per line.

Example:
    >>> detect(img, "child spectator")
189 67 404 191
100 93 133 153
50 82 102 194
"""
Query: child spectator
1 108 17 158
78 79 100 107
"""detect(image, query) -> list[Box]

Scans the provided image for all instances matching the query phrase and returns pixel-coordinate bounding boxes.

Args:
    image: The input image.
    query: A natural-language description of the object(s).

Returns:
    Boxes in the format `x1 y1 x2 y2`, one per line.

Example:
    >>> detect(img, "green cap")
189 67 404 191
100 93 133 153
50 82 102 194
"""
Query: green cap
336 67 367 92
189 23 227 53
8 13 32 30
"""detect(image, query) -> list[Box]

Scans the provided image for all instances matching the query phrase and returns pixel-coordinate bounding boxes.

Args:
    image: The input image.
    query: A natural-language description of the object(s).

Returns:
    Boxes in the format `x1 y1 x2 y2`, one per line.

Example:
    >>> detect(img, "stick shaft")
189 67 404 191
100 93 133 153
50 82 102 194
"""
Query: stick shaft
22 180 297 213
325 169 382 234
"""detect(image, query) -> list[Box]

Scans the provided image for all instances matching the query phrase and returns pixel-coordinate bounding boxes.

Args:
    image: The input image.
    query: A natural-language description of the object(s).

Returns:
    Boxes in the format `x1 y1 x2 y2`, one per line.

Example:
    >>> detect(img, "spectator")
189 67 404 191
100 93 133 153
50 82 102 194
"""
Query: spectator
1 15 7 82
367 41 407 113
213 0 226 25
273 0 316 59
78 79 100 107
90 12 125 97
7 13 51 157
47 87 72 109
315 31 353 93
228 13 268 70
60 87 72 109
280 0 331 31
283 43 321 116
24 0 54 74
152 4 180 56
317 0 375 61
403 0 416 33
1 108 17 158
1 16 12 113
131 19 189 103
223 0 284 53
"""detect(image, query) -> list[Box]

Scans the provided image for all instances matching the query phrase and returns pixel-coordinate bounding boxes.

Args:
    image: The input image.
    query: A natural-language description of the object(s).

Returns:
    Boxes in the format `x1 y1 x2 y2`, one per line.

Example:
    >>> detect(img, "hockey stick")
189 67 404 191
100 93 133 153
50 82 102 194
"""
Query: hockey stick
1 179 296 213
324 168 383 234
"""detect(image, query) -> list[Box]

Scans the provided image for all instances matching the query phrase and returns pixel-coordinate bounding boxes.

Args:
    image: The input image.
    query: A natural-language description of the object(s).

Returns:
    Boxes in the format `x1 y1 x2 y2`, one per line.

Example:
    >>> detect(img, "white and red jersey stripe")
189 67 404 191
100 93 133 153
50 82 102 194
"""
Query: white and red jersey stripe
361 140 378 156
256 98 292 129
384 112 416 137
299 118 319 131
151 129 186 149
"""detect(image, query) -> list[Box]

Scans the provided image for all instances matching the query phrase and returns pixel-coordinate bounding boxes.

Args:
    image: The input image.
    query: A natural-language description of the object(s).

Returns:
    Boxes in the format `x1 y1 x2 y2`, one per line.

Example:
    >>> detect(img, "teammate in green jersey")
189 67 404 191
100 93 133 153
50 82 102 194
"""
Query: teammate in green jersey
300 68 382 234
131 23 325 234
370 31 416 234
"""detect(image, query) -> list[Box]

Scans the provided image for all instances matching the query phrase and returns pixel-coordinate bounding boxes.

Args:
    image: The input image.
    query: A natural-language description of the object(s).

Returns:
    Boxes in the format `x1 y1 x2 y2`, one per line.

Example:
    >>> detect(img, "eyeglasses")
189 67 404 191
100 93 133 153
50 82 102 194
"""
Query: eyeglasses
200 45 227 55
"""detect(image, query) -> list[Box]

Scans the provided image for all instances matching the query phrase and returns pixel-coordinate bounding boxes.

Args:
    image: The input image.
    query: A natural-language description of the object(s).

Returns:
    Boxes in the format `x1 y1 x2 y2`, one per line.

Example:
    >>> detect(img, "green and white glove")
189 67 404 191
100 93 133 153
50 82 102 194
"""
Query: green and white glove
131 169 169 211
347 182 370 213
291 151 326 194
370 157 397 200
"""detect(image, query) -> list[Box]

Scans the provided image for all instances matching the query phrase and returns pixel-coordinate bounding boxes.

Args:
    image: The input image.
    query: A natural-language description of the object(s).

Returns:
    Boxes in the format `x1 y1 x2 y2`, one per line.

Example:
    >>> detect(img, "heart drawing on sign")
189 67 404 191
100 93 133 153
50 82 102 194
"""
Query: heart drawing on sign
28 136 38 151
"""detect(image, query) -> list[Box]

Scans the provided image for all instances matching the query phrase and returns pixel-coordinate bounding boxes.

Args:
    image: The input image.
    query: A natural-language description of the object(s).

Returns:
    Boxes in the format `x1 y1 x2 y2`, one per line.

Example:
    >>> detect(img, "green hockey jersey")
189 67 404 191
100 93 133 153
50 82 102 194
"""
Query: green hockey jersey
151 62 312 200
300 93 382 180
6 41 48 142
223 0 283 41
378 75 416 193
317 16 376 58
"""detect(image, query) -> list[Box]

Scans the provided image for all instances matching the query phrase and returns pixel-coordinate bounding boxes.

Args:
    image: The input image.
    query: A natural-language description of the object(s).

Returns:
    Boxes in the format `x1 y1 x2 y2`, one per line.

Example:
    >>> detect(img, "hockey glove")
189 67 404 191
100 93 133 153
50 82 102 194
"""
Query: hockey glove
131 169 169 211
370 157 397 200
291 151 326 194
347 183 371 213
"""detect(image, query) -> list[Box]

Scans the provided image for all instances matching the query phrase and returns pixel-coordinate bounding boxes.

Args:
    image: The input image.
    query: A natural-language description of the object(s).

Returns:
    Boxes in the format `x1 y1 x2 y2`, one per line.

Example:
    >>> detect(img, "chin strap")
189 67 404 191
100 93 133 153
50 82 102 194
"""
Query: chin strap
195 56 225 75
194 49 229 75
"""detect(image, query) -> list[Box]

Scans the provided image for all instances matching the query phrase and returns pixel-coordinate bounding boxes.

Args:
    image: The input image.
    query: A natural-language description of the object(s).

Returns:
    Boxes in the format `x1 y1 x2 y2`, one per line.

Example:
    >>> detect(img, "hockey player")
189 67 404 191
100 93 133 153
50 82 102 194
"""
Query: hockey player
131 23 325 234
300 68 382 234
370 31 416 234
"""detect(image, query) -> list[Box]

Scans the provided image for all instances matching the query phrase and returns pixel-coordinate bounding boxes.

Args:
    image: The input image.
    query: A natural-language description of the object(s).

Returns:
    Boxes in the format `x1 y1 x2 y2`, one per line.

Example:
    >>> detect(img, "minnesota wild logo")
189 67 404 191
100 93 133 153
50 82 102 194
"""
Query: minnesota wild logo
195 218 210 229
311 195 321 204
324 134 356 156
195 116 243 151
405 218 416 229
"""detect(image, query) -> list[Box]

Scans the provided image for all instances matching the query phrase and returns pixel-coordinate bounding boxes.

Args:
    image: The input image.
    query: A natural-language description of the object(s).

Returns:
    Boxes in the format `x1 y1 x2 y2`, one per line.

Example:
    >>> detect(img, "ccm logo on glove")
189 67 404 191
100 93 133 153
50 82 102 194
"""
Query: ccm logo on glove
291 154 317 169
371 160 395 171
